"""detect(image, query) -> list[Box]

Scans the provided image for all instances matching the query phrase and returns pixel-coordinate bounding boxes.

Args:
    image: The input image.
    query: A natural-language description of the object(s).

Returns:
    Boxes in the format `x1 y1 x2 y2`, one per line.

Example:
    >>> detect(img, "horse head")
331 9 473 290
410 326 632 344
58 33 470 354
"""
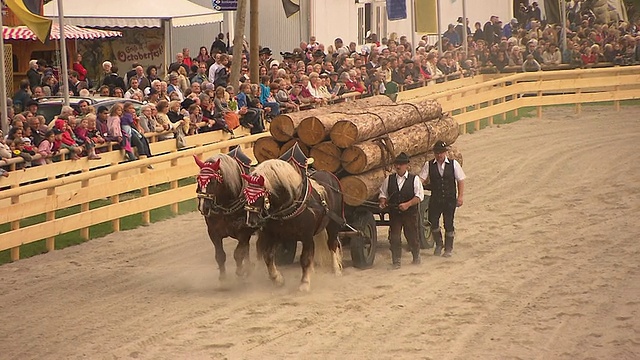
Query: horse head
195 155 244 216
241 173 270 228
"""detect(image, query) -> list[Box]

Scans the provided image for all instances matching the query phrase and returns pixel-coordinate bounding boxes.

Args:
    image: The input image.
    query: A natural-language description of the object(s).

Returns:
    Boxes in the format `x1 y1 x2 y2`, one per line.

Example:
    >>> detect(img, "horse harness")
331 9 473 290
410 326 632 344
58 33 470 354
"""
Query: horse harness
196 158 250 217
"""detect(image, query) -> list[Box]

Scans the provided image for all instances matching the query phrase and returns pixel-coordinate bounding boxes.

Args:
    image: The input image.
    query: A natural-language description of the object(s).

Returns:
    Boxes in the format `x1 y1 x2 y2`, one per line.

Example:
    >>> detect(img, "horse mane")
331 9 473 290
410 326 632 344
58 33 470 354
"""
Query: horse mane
205 153 242 194
253 160 327 201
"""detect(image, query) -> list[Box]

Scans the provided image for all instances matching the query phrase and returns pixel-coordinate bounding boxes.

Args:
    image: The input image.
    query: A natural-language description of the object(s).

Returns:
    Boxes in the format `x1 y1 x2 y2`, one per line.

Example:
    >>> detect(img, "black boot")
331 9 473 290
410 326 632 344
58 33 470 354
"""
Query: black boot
432 229 443 256
390 243 402 269
443 232 454 257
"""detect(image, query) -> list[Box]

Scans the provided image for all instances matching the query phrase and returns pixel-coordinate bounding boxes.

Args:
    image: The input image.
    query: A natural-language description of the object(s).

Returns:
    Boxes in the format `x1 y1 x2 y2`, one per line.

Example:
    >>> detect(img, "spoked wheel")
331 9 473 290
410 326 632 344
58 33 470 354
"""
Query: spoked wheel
349 210 377 269
419 194 434 249
275 241 297 265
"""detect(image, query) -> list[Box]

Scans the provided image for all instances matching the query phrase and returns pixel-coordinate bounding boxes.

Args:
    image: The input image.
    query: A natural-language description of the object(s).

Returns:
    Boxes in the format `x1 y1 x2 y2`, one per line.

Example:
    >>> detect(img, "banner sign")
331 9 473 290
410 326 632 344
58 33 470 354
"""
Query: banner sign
212 0 238 11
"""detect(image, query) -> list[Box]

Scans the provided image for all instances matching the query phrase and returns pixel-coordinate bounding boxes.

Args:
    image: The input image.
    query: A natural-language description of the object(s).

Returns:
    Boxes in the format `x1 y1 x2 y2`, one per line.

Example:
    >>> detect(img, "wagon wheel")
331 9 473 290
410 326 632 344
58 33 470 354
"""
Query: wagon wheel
275 241 297 265
419 194 434 249
349 209 377 269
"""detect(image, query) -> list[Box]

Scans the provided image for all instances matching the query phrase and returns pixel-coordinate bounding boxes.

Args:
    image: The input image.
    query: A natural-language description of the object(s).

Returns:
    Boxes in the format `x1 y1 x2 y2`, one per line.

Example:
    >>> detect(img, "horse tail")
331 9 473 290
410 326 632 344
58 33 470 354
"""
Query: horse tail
313 230 333 269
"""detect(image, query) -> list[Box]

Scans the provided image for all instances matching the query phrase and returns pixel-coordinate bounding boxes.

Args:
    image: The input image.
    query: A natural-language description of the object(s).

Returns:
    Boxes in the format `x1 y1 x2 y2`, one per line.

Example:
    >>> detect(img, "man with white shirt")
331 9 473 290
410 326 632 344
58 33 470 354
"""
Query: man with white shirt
419 141 466 258
379 152 424 269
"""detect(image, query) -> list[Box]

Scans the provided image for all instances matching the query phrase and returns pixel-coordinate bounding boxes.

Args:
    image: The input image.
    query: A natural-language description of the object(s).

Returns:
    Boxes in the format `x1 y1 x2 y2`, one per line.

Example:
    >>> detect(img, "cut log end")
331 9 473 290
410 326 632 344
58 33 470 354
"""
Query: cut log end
254 137 281 163
297 117 328 146
340 176 372 207
340 146 369 175
310 142 342 173
270 115 296 142
330 121 359 148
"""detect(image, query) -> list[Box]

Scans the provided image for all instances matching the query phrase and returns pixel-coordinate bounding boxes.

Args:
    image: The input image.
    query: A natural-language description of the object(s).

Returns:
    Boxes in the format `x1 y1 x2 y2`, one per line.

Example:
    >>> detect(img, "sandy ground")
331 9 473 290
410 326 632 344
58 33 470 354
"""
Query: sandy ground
1 106 639 360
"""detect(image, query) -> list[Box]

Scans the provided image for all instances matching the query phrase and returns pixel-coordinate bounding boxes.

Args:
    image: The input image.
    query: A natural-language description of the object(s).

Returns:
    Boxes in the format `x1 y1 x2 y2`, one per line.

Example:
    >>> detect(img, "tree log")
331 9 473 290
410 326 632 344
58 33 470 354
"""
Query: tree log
279 139 310 157
341 147 463 206
253 136 281 162
310 141 342 173
330 98 443 148
270 95 394 142
296 96 396 146
340 115 458 175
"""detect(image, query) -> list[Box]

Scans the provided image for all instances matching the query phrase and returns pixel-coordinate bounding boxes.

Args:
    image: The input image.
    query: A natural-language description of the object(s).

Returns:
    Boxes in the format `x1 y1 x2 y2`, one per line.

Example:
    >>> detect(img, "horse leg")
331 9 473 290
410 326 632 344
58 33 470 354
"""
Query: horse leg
206 219 228 281
299 236 315 292
234 235 252 278
327 225 343 276
263 239 285 287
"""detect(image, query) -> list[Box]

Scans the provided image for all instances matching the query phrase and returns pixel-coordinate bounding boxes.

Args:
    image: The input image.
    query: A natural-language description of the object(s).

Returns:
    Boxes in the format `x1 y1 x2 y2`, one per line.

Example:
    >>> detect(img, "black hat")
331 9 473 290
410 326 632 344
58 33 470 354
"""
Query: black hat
259 47 272 55
281 51 294 59
393 152 410 164
97 105 109 113
52 128 63 135
181 98 195 110
313 49 325 57
26 99 38 107
433 140 449 153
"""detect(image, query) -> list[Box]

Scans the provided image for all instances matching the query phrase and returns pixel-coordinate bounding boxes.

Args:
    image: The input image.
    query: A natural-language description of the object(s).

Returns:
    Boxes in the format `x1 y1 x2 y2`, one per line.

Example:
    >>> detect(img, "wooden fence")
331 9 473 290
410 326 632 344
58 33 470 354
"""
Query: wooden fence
1 65 639 261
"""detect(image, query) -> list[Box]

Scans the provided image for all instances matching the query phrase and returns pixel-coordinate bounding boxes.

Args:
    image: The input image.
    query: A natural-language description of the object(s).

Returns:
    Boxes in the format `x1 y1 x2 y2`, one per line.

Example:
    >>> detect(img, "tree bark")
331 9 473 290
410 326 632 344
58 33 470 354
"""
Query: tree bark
297 96 397 146
253 136 281 163
279 138 310 157
270 95 394 142
340 147 463 206
309 141 342 172
340 115 458 174
330 98 442 148
229 0 248 93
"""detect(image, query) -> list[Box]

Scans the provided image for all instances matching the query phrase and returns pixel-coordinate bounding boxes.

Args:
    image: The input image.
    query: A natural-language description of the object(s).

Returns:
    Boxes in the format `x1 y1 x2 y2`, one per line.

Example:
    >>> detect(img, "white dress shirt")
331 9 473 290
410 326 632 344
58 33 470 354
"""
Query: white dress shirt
418 157 466 181
379 171 424 201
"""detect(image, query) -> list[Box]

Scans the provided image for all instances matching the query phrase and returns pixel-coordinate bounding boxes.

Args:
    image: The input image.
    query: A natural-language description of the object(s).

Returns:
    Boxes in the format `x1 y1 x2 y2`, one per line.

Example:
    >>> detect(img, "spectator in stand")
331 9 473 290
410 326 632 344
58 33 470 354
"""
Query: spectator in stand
95 106 111 140
523 53 542 72
98 85 110 96
124 77 143 99
113 87 124 98
259 76 281 116
77 100 92 120
102 65 126 93
27 60 41 90
73 117 101 160
42 75 57 97
35 130 56 166
509 45 524 66
210 33 227 55
107 103 136 161
138 104 155 133
170 52 190 75
444 24 461 47
177 67 191 93
236 83 264 134
72 53 88 84
85 114 106 148
542 43 562 66
582 45 598 65
503 18 518 39
191 63 208 84
68 70 87 96
122 102 152 161
146 65 159 83
197 46 211 63
13 80 31 113
53 117 83 160
213 86 240 130
167 74 184 101
182 48 193 68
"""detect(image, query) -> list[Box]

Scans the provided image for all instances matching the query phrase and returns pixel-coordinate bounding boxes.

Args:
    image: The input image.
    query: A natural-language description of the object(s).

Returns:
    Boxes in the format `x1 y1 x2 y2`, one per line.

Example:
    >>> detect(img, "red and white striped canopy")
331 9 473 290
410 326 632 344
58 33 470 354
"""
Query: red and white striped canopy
3 24 122 41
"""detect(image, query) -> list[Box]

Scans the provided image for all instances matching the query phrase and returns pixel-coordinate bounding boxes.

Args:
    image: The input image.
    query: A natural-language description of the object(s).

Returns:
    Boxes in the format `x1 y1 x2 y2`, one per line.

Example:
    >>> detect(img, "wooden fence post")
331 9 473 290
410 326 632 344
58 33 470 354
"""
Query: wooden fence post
45 179 56 252
10 194 20 261
576 73 582 115
514 80 519 117
111 170 120 232
140 161 150 225
170 157 179 215
614 69 621 112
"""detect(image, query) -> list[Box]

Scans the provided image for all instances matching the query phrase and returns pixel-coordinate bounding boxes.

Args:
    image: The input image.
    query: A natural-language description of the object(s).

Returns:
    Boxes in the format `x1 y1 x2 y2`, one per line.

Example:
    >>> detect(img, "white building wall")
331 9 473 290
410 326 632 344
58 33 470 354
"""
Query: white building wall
311 0 359 48
386 0 414 43
171 0 222 58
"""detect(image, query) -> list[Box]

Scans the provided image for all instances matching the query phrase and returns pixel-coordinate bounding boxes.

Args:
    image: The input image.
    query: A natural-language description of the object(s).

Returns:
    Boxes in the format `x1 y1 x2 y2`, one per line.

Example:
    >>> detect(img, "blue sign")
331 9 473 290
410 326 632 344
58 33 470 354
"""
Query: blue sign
212 0 238 11
386 0 407 21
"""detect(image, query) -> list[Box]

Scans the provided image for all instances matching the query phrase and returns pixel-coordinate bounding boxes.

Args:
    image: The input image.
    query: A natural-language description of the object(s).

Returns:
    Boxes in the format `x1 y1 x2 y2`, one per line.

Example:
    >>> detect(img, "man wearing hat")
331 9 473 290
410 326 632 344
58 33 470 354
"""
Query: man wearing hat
379 152 424 268
259 47 274 68
419 141 466 258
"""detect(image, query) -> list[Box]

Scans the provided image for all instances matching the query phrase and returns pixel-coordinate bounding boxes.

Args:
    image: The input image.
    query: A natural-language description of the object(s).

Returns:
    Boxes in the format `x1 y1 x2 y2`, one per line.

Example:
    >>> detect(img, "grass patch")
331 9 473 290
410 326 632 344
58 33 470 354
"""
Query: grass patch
0 178 197 265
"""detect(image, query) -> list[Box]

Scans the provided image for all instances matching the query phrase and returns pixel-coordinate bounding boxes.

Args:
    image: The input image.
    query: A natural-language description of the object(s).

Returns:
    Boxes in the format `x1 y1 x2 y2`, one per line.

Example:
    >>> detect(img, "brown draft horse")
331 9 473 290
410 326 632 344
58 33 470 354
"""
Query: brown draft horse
194 149 255 281
241 159 345 292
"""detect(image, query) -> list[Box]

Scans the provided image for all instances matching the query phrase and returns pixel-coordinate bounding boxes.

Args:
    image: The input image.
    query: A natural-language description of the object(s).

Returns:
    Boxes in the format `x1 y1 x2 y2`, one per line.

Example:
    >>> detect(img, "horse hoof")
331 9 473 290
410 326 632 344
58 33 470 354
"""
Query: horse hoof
272 274 285 287
298 282 311 292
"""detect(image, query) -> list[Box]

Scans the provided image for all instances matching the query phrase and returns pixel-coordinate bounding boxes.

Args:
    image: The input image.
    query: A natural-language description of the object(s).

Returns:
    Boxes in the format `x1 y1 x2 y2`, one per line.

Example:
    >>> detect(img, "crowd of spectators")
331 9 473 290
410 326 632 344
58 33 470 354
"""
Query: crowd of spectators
3 2 640 175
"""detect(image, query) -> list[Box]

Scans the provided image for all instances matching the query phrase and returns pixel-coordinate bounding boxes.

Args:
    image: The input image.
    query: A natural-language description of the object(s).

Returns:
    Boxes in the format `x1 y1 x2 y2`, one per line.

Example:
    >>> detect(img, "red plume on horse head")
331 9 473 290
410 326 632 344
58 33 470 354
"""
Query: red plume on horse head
194 155 206 169
194 156 221 171
241 174 265 187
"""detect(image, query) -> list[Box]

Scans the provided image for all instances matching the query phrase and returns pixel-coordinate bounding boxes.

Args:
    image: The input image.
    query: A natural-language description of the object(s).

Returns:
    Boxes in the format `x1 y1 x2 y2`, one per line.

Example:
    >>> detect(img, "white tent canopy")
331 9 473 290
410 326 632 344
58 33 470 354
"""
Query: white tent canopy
43 0 223 28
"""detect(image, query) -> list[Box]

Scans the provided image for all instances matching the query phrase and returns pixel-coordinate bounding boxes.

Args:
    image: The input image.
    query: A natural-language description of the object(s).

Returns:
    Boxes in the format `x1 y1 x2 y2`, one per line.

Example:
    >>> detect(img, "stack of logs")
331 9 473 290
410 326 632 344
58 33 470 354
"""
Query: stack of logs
254 95 463 206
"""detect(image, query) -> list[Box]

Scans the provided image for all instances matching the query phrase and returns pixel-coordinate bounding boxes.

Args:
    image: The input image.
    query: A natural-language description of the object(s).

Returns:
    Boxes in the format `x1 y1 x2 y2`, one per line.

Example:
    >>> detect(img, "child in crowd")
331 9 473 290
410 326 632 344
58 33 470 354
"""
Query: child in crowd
35 130 57 166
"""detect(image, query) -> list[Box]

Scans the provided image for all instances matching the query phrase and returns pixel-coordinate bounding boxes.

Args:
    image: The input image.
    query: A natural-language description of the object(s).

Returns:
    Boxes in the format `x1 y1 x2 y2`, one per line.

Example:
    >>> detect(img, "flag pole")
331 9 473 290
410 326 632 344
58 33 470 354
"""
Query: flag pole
0 9 9 134
57 0 69 105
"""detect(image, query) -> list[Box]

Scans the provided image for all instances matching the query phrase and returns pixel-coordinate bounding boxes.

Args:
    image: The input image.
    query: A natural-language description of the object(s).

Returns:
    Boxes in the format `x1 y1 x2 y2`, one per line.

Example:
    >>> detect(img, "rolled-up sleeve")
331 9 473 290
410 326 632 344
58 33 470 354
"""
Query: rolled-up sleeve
379 177 389 199
413 175 425 201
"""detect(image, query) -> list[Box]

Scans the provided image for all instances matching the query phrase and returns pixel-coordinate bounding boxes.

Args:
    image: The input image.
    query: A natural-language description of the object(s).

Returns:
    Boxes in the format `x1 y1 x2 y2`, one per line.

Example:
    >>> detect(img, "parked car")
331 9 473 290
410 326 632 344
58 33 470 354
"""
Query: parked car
36 96 144 124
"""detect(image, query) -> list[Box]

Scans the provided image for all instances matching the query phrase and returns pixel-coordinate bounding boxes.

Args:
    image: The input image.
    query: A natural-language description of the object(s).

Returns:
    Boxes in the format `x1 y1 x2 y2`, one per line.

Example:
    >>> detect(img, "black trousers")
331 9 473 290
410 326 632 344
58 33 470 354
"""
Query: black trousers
428 199 456 233
389 210 419 251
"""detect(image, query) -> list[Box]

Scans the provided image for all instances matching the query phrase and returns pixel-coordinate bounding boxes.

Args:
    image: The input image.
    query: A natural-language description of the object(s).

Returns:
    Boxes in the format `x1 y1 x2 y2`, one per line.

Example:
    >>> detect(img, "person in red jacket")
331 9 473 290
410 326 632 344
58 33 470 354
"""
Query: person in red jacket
72 53 88 82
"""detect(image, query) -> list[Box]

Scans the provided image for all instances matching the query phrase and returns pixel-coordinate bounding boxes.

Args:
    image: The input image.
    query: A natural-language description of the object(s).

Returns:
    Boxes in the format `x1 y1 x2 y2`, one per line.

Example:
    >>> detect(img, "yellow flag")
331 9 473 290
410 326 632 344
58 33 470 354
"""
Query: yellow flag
414 0 438 34
5 0 52 44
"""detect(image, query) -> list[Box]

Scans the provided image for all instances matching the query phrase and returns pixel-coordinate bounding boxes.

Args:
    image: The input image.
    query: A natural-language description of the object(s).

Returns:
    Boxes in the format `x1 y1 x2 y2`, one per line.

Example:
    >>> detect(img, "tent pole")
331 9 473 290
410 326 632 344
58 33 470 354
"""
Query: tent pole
249 0 259 83
57 0 70 105
0 13 9 134
462 0 468 55
436 0 442 56
561 0 567 55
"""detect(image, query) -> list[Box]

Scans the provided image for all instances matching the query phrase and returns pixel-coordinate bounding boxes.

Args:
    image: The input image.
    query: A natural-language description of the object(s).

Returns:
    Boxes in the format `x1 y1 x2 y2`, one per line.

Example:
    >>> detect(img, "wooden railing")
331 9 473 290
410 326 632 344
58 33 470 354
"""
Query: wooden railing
1 65 639 261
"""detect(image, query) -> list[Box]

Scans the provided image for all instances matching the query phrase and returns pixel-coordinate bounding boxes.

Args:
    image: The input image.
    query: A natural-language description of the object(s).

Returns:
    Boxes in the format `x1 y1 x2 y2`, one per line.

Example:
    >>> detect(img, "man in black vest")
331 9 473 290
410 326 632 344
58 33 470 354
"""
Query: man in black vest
379 152 424 269
419 141 466 257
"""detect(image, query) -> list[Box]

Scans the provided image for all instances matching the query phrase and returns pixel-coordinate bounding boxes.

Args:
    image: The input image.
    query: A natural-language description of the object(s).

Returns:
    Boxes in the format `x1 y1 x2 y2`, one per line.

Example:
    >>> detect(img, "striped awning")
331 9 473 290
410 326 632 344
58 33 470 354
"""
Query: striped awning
3 24 122 41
